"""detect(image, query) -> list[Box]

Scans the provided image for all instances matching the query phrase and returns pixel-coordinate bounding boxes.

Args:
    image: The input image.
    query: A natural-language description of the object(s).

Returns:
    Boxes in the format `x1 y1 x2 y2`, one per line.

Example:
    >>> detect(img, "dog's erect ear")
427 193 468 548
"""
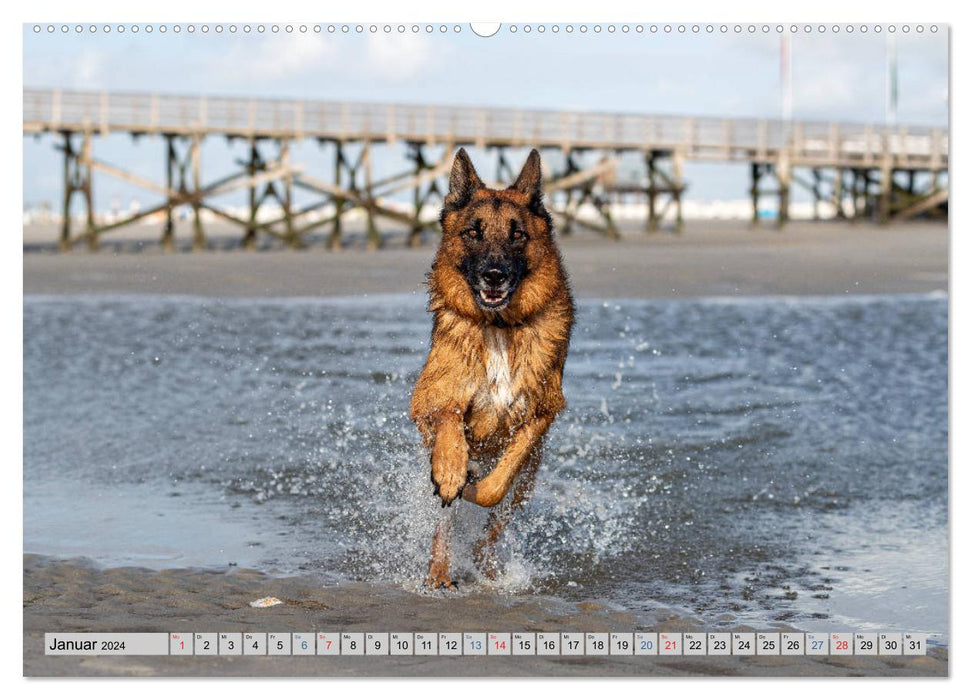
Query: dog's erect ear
509 149 550 223
444 148 485 210
510 149 543 199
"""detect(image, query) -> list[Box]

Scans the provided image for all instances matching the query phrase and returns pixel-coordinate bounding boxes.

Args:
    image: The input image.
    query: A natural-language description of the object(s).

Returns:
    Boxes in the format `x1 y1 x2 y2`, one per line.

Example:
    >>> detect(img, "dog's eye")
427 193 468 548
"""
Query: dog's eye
463 228 483 241
510 228 527 242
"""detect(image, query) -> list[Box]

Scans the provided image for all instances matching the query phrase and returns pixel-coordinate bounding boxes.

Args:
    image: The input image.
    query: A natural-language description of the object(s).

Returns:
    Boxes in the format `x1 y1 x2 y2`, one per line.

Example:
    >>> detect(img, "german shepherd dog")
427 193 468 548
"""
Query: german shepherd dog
410 148 574 589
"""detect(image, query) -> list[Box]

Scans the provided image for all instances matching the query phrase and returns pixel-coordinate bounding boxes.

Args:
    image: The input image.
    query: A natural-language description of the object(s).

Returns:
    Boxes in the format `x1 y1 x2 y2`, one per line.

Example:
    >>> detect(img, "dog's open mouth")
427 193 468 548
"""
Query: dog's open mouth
478 288 509 308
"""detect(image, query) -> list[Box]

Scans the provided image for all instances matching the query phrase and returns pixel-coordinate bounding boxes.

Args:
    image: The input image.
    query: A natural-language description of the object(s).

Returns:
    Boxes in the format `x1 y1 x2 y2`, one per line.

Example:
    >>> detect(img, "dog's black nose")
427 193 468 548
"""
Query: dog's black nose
482 268 508 287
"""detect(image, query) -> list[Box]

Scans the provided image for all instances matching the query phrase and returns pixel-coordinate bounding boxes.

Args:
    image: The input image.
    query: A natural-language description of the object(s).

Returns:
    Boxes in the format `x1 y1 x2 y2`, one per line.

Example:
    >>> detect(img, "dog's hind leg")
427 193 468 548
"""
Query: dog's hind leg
426 511 458 591
473 445 541 579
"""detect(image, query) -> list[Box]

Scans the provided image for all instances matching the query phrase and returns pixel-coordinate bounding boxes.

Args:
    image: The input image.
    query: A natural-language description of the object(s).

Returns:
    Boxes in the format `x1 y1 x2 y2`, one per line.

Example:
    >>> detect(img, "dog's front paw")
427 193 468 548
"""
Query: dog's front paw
430 440 468 506
431 470 464 507
461 481 505 508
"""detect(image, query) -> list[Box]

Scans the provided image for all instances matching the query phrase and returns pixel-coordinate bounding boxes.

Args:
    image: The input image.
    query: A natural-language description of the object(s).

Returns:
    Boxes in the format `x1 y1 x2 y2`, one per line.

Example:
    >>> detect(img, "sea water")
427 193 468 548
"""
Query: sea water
23 292 948 638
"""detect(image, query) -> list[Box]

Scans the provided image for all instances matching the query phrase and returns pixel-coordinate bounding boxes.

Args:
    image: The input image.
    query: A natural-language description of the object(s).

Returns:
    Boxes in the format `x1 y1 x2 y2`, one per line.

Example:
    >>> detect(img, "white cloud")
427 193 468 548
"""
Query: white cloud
74 49 105 85
206 32 436 91
24 48 107 88
363 33 434 81
217 34 338 82
784 34 948 125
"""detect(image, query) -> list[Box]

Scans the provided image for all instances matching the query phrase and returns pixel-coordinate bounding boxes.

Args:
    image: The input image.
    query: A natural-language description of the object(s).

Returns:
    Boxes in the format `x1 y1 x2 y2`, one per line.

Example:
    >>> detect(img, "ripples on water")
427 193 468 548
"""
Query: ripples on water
23 293 947 632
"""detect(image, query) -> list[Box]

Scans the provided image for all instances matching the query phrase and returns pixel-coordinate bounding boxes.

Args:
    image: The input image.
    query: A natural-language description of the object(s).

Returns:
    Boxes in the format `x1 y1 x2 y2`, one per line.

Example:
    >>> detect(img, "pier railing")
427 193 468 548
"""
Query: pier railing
24 88 947 170
23 87 949 250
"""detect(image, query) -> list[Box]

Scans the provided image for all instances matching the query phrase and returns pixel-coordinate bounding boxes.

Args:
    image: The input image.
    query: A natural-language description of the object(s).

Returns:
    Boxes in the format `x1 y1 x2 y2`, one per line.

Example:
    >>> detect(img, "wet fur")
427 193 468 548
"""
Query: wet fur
410 148 574 588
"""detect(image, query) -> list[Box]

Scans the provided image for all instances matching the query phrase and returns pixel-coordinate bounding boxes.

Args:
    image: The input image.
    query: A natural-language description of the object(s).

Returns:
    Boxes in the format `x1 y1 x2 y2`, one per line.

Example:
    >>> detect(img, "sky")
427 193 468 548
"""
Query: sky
22 24 949 212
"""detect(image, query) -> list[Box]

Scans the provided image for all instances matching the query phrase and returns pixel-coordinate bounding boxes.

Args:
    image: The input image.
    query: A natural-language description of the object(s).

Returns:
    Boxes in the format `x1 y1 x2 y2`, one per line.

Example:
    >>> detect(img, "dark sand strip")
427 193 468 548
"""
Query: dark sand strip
24 222 947 299
23 556 946 677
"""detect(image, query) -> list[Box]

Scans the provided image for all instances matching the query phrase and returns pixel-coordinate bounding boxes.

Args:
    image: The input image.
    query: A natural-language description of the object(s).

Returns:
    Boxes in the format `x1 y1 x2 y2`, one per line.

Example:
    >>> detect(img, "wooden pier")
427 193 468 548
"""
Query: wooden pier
23 88 949 251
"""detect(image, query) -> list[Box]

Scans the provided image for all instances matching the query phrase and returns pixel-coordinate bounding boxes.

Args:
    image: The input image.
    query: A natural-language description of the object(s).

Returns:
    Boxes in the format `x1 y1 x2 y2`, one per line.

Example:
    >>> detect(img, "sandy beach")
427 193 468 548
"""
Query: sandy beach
24 220 947 299
23 220 949 677
22 555 947 677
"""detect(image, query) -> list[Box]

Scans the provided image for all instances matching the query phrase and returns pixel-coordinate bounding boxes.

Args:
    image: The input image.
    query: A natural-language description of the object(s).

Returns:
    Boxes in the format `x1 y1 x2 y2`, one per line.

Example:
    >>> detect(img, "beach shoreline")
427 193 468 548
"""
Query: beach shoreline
24 221 947 300
22 555 947 677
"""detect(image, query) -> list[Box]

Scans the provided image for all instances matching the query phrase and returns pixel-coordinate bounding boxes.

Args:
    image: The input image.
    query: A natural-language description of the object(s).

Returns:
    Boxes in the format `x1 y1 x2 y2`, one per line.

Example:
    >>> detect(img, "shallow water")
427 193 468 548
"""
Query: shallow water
23 292 948 639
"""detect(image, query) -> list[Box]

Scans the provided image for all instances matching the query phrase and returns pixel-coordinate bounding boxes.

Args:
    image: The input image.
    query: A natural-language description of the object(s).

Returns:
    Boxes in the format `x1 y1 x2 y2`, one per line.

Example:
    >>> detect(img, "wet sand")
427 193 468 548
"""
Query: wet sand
23 220 948 299
23 556 947 677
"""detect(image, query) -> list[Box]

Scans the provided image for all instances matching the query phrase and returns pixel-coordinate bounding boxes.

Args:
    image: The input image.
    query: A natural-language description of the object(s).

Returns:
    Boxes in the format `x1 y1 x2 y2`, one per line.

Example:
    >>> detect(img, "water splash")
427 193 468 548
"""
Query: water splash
24 293 948 633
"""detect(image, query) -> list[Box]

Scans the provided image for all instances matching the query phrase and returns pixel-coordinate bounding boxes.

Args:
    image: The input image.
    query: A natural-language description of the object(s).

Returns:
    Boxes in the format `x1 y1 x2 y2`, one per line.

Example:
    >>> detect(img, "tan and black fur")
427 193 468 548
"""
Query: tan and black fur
410 148 574 589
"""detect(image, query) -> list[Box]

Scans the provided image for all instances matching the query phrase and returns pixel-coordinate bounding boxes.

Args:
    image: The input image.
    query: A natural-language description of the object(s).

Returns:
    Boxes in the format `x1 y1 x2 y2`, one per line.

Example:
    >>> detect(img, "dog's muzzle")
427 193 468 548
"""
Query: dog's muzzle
475 267 514 309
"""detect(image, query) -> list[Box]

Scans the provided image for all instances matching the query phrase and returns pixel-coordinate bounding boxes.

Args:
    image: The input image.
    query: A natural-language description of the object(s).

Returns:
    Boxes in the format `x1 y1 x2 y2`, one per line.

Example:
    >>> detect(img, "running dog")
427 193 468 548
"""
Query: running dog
410 148 574 589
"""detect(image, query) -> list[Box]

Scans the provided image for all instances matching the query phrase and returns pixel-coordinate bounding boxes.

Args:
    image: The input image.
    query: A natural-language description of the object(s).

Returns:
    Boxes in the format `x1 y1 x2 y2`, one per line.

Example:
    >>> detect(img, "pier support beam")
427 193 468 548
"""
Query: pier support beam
161 134 207 251
834 168 846 219
190 135 205 250
672 149 684 234
495 148 516 185
57 131 96 251
750 159 790 229
878 165 894 224
406 142 445 247
637 149 684 234
750 162 763 228
162 136 177 251
278 139 298 247
79 133 96 250
776 151 791 229
33 94 945 252
362 141 382 250
852 170 866 220
326 140 384 250
646 153 658 233
243 141 260 250
235 138 301 250
811 169 822 220
328 141 347 250
548 150 620 239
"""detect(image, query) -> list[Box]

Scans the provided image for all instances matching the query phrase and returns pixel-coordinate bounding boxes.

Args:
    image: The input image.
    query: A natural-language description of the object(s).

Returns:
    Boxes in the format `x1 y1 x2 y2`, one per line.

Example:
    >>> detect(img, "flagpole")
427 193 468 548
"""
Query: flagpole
781 34 792 136
887 34 898 127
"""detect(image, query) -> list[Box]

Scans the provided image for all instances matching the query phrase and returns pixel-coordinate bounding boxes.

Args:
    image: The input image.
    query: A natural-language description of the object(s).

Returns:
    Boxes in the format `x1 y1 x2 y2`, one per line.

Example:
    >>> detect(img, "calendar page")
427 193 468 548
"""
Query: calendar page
20 7 949 680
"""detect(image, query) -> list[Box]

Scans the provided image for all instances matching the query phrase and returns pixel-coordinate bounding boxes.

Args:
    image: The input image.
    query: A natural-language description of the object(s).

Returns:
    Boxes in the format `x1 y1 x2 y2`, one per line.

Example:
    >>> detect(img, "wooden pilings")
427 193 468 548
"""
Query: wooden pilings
748 155 793 229
672 150 685 233
750 159 946 228
190 135 204 249
405 142 446 247
279 139 296 247
641 150 685 234
750 162 767 228
361 142 380 250
879 138 894 225
776 150 791 229
57 131 95 250
46 129 946 252
322 140 382 250
29 88 948 251
161 134 207 251
162 136 177 251
328 141 346 250
749 152 790 229
243 141 259 250
548 149 620 239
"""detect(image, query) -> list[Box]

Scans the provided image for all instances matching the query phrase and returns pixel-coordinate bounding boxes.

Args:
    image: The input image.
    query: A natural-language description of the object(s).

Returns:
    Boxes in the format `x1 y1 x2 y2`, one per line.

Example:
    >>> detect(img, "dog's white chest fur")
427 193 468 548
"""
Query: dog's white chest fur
483 327 515 409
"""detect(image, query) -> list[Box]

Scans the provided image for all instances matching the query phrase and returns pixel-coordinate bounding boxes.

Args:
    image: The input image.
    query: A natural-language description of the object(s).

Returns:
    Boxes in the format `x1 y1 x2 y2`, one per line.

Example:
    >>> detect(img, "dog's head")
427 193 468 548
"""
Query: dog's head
431 148 562 321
